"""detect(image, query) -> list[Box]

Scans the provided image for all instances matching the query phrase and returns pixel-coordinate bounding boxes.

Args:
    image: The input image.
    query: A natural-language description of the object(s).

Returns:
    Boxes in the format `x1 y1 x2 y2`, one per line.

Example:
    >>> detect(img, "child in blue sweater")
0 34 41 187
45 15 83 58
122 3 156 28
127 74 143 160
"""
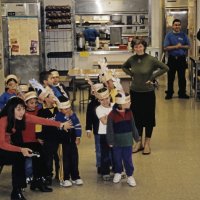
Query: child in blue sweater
56 96 83 187
106 92 139 187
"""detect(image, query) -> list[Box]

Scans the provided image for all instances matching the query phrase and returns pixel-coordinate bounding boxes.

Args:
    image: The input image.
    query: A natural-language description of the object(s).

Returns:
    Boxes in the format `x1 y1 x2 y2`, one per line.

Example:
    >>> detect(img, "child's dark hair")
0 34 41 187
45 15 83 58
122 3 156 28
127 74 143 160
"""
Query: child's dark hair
97 87 107 93
58 95 69 103
6 78 18 85
39 71 51 84
0 97 26 133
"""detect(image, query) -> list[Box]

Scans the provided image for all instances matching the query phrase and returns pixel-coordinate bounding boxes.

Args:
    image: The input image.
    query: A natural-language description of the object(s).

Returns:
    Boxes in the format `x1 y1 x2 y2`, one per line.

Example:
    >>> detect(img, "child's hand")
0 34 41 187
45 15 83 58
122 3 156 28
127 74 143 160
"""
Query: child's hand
76 138 80 145
61 120 73 131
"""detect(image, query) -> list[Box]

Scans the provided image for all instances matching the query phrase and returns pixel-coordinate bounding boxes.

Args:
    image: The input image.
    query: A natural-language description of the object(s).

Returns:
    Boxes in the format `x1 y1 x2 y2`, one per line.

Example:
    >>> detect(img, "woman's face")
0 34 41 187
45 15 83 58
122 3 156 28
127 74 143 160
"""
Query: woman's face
134 44 145 55
14 104 26 120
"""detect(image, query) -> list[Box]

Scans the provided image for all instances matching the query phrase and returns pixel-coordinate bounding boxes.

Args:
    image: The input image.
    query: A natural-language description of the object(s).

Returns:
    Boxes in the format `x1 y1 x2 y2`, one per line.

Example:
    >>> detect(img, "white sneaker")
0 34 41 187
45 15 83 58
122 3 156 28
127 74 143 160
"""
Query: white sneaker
60 180 72 187
113 173 122 183
127 176 136 187
71 179 83 185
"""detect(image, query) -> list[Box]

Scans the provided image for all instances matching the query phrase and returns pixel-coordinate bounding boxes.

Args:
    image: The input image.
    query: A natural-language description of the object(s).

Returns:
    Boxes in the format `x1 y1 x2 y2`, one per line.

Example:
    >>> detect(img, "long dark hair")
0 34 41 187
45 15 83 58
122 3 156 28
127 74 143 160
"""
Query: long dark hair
0 97 26 133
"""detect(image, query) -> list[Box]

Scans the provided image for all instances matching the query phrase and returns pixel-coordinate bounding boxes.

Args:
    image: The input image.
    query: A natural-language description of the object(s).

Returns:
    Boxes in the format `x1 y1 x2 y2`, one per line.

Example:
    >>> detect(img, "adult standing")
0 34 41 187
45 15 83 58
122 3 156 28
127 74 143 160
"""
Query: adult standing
122 39 168 155
164 18 190 99
83 21 99 47
0 97 72 200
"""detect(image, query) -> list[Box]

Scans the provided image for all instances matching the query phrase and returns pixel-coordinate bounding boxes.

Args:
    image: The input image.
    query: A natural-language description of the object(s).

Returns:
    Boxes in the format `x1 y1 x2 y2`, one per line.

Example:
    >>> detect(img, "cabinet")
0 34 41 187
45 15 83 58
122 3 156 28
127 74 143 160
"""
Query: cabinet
44 1 74 71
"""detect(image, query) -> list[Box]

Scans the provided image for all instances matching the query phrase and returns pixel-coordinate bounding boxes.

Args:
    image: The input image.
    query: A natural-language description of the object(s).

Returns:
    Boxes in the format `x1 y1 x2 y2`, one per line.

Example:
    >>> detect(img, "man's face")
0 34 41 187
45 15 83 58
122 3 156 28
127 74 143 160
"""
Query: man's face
172 22 181 33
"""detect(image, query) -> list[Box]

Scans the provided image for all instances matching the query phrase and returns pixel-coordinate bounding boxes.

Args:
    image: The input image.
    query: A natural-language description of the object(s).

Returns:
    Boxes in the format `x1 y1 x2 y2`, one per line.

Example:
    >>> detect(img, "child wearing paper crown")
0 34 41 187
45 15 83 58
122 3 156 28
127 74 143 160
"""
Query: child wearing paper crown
85 83 104 175
0 74 19 110
22 91 53 192
95 87 114 181
106 92 139 187
56 96 83 187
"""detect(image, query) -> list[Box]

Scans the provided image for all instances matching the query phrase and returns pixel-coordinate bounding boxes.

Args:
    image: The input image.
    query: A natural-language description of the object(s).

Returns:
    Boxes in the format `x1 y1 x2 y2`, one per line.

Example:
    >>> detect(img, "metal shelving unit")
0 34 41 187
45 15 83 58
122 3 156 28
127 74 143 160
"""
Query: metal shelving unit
44 0 75 71
190 57 200 101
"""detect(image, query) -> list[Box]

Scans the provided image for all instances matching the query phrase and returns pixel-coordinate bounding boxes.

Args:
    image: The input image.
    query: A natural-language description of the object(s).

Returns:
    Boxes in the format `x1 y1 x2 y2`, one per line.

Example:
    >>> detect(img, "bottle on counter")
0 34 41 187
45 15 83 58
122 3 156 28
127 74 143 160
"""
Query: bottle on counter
95 37 100 50
85 41 89 50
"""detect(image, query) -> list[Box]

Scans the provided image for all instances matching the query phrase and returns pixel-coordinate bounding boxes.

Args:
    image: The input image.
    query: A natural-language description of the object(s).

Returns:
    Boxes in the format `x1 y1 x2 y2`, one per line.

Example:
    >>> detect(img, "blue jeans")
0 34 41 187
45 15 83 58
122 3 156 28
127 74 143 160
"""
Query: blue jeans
94 134 101 167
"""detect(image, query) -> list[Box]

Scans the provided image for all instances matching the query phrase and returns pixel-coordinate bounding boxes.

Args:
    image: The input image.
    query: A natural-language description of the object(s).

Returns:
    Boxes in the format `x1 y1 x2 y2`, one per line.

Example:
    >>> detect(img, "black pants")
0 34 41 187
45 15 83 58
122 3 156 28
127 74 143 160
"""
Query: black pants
42 141 60 177
23 142 48 178
0 149 26 189
62 142 80 181
100 135 112 175
166 56 187 96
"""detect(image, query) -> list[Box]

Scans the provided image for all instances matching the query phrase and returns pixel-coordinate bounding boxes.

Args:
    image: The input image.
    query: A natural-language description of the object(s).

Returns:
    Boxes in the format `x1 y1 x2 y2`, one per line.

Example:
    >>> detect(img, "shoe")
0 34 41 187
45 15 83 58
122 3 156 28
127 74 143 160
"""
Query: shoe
11 189 26 200
113 173 122 183
178 94 189 99
60 180 72 187
127 176 136 187
30 178 53 192
165 95 172 100
43 176 52 186
143 137 151 155
132 141 144 153
71 179 83 185
102 174 111 181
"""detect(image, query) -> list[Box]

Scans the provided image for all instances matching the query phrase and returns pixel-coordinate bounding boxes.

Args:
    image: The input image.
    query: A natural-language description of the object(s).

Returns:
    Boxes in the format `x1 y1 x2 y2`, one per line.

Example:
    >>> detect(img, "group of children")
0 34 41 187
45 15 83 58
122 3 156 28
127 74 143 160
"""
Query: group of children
0 70 83 193
0 66 139 191
85 70 139 187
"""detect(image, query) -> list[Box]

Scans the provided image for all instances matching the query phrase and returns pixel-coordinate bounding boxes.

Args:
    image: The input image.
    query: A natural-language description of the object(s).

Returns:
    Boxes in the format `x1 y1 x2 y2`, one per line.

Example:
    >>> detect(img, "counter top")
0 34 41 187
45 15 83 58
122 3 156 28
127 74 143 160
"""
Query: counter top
68 68 130 79
75 50 132 55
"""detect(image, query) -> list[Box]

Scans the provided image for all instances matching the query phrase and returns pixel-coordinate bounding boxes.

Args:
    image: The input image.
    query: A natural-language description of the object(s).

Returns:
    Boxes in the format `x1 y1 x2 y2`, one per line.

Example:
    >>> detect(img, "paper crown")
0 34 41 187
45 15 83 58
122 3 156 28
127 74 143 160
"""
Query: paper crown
115 92 131 104
5 74 19 84
57 100 71 109
19 84 29 92
92 83 104 92
51 71 59 77
95 87 110 100
100 72 114 83
24 91 38 102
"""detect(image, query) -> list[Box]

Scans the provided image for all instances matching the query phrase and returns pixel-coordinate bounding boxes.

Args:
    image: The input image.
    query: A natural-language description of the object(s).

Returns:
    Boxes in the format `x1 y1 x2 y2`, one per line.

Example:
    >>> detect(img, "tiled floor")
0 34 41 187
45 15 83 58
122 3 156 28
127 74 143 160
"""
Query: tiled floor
1 77 200 200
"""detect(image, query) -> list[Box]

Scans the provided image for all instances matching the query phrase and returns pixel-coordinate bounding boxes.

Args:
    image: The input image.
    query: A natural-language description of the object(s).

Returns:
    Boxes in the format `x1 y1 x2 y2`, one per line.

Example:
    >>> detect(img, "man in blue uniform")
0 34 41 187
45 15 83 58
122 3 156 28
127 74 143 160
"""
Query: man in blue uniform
164 19 190 99
83 22 99 47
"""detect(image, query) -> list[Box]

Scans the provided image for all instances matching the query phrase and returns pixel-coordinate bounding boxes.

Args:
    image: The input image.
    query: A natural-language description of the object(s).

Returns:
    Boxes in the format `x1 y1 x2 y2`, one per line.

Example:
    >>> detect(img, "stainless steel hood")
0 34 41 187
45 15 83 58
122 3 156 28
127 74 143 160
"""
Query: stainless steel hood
75 0 148 14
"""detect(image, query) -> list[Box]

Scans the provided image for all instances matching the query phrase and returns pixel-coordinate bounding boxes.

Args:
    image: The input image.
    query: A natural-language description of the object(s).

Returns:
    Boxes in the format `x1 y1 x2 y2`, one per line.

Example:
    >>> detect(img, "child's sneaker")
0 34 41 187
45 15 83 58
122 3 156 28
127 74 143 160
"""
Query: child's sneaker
113 173 122 183
71 179 83 185
102 174 111 181
60 180 72 187
127 176 136 187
